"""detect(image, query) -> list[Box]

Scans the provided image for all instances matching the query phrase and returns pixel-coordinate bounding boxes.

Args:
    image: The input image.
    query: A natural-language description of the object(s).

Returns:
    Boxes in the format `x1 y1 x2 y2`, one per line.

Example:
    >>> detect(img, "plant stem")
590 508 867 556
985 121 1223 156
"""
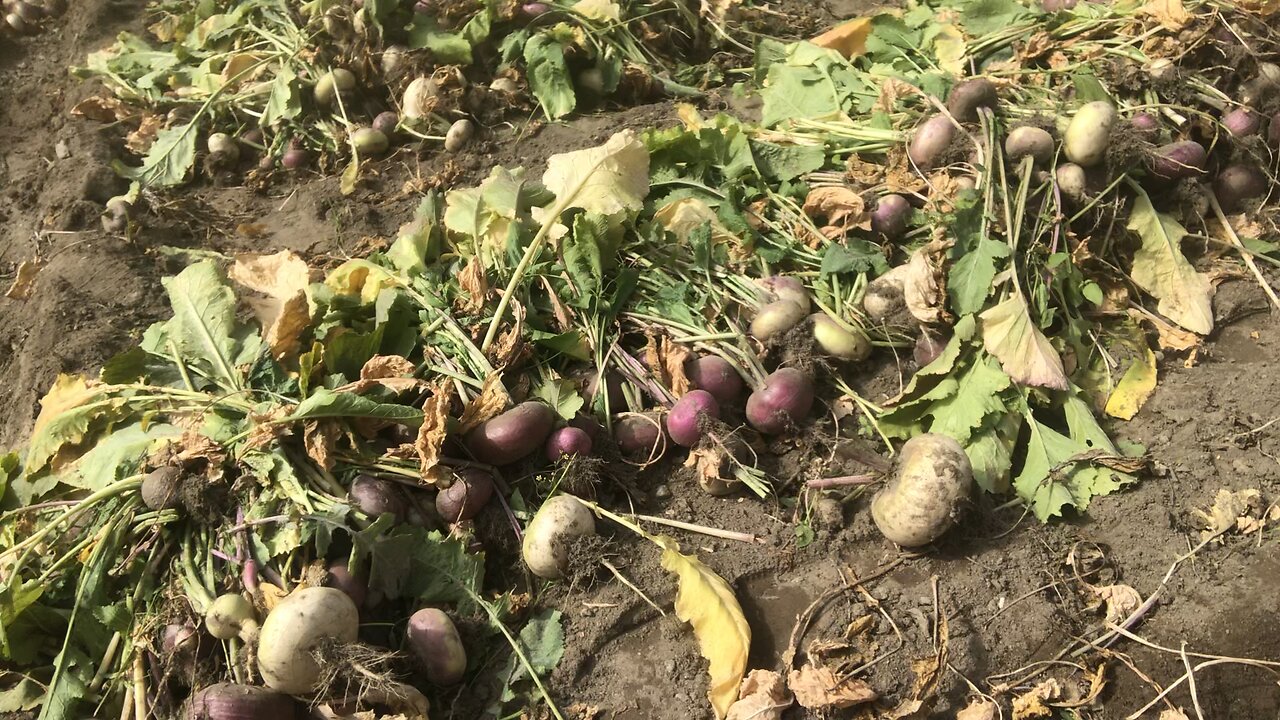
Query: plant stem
806 473 879 489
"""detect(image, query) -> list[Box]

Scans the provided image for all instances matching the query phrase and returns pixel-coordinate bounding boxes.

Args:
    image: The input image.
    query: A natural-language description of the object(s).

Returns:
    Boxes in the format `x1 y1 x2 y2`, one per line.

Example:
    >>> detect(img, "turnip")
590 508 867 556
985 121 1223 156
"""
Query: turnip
1129 112 1159 135
163 623 200 657
1004 126 1054 165
870 433 973 547
464 401 556 465
568 413 605 441
1063 101 1116 167
490 77 519 94
666 390 720 447
372 111 399 136
759 275 810 311
582 369 626 412
314 69 356 108
811 313 870 361
1041 0 1077 10
351 127 389 155
521 2 550 16
1222 108 1260 138
445 119 475 153
545 426 593 461
282 145 310 170
862 267 907 322
521 495 596 579
1148 140 1207 180
435 468 495 522
684 355 744 403
381 45 408 78
205 594 258 642
613 413 666 461
1055 163 1088 203
745 368 815 434
402 77 439 120
914 330 947 366
142 466 183 511
750 300 806 342
187 683 298 720
349 475 407 521
325 559 368 608
207 133 240 163
1213 164 1267 211
406 608 466 685
1241 63 1280 107
908 115 955 169
946 78 998 123
1269 111 1280 149
257 587 360 694
871 194 911 240
576 67 606 95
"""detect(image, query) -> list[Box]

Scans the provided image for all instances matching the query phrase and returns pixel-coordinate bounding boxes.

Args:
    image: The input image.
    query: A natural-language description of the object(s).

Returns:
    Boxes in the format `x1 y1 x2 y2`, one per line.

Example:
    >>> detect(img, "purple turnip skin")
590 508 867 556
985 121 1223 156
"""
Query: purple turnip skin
281 147 310 169
372 111 399 136
464 401 556 465
545 426 593 461
325 559 368 608
1268 111 1280 149
1148 140 1207 180
666 390 720 447
758 275 810 311
1213 164 1268 212
187 683 298 720
745 368 815 435
945 77 998 123
908 115 955 169
1222 108 1261 137
435 468 495 522
871 194 911 240
684 355 744 404
1129 112 1159 134
614 413 665 458
350 475 407 521
407 608 467 686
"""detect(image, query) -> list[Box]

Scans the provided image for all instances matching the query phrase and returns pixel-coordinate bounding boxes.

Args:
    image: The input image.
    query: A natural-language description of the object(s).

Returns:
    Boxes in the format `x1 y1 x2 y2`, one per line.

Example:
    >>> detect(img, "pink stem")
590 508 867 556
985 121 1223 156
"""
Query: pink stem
805 473 878 489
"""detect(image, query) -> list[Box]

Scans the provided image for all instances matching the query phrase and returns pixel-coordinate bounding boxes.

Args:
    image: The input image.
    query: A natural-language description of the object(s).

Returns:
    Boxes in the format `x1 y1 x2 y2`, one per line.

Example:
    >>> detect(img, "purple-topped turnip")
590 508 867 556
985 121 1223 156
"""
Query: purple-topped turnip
666 390 719 447
464 401 556 465
435 468 495 522
546 426 593 461
684 355 744 404
745 368 815 434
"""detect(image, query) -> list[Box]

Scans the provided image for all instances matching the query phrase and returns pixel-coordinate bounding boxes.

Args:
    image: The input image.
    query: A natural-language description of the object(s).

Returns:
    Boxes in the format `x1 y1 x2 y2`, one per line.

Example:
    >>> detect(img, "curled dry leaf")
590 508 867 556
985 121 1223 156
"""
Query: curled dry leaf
457 373 511 434
457 257 488 313
414 384 453 484
1011 678 1060 720
725 670 791 720
229 251 314 361
1139 0 1193 30
810 17 871 58
70 95 133 123
787 665 877 710
361 355 417 380
1158 709 1192 720
1194 487 1266 540
802 186 871 231
980 294 1069 390
655 198 746 255
304 419 339 471
662 336 692 397
1090 584 1142 624
4 259 44 300
956 698 998 720
125 114 164 155
901 242 950 326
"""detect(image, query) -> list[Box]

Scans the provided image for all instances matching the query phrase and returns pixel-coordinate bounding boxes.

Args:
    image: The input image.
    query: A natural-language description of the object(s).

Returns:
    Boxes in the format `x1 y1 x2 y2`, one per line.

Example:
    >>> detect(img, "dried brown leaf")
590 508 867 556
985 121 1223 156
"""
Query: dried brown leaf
362 355 416 380
787 665 877 710
1011 679 1060 720
956 698 998 720
811 18 872 58
662 336 692 397
684 445 735 495
126 114 164 155
1158 710 1192 720
901 242 950 325
1139 0 1192 29
70 95 132 123
458 257 489 313
304 419 339 470
1126 308 1200 353
1195 487 1265 539
1091 584 1142 624
802 186 871 231
5 259 44 300
457 373 510 434
229 251 315 361
415 384 453 484
726 670 792 720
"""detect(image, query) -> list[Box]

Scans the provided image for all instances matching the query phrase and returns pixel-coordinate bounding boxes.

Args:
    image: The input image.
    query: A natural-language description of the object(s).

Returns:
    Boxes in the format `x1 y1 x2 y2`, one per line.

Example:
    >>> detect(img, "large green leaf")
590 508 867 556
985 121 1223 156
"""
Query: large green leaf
524 35 576 120
287 389 423 424
61 422 180 493
161 260 246 390
112 120 198 190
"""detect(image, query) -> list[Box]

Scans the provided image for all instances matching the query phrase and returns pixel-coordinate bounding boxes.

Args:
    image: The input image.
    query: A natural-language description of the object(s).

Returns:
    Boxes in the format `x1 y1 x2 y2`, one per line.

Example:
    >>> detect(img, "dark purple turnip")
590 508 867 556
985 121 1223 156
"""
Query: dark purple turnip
435 468 495 522
372 111 399 136
141 467 183 511
567 413 605 441
187 683 298 720
281 146 310 170
1213 164 1267 211
464 401 556 465
545 426 593 462
1148 140 1207 180
914 331 948 366
1268 111 1280 149
745 368 815 435
666 390 720 447
908 115 955 169
871 194 912 240
407 608 467 685
349 475 407 521
582 370 626 413
684 355 744 404
1129 112 1159 135
945 78 998 123
1223 108 1261 138
325 559 368 608
520 2 550 16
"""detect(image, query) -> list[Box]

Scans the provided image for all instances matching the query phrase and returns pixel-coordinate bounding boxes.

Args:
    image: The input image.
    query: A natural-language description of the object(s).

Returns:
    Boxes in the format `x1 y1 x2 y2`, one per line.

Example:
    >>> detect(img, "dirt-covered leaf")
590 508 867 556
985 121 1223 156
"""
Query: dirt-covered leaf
288 389 423 424
802 186 871 230
497 608 565 702
1015 396 1135 520
543 130 649 218
956 698 998 720
1126 192 1214 335
1090 584 1141 623
726 670 791 720
654 535 750 719
229 250 314 361
162 260 249 389
4 260 44 301
0 677 44 712
788 665 877 709
113 119 198 189
1104 347 1157 420
980 294 1069 390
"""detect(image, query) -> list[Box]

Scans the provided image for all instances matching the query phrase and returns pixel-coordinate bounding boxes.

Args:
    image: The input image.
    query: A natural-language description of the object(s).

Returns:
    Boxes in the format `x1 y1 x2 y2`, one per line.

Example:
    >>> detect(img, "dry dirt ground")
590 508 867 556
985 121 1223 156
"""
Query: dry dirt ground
2 1 1279 718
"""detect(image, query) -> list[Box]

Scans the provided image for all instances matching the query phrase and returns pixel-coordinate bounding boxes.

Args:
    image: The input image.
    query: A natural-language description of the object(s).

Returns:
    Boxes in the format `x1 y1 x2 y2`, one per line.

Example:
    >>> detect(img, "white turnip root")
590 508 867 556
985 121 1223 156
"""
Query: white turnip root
257 587 360 694
870 434 973 547
758 275 810 312
521 495 596 579
811 314 870 361
406 608 467 685
205 594 258 642
750 300 806 341
1063 101 1116 167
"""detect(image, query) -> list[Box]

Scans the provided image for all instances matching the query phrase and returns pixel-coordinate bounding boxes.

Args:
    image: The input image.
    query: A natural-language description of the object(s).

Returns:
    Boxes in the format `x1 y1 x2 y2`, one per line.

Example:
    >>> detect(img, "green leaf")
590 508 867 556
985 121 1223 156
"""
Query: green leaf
524 35 576 119
0 677 44 712
326 325 385 381
408 17 473 63
0 452 19 502
497 608 565 703
927 355 1011 444
530 329 591 360
1071 73 1112 103
353 523 484 611
760 65 841 127
965 411 1022 494
287 389 423 424
1126 189 1214 335
958 0 1033 36
113 120 198 189
534 378 585 420
23 376 125 478
563 213 618 305
820 240 889 277
949 237 1009 315
161 260 245 390
748 140 825 182
543 130 649 217
62 422 180 493
261 73 301 127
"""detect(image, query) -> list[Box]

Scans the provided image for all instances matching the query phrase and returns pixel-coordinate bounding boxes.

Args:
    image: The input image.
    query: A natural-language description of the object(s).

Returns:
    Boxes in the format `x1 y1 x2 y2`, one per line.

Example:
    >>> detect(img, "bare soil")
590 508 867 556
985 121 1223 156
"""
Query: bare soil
2 0 1279 718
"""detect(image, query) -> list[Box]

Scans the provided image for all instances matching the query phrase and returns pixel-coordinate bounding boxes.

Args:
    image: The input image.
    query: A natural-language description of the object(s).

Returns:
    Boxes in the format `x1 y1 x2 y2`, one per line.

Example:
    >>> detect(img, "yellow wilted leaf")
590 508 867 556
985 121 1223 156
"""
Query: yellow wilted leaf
4 259 44 300
655 198 743 250
932 24 967 75
1126 192 1214 335
1139 0 1192 29
326 259 398 305
811 18 872 58
1104 347 1157 420
457 373 510 434
27 374 104 470
655 535 750 719
980 294 1069 390
230 250 314 361
415 384 453 484
572 0 620 21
